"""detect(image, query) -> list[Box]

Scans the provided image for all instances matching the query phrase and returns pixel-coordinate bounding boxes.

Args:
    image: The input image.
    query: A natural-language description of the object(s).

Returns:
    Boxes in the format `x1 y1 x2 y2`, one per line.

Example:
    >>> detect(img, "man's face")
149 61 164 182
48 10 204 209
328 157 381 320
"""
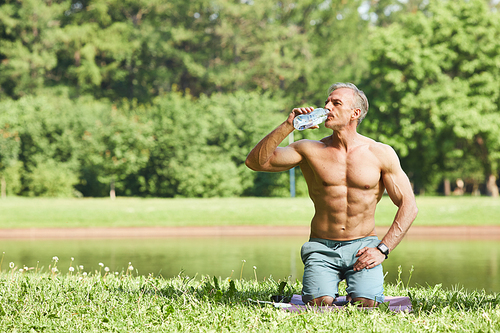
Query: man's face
323 88 356 129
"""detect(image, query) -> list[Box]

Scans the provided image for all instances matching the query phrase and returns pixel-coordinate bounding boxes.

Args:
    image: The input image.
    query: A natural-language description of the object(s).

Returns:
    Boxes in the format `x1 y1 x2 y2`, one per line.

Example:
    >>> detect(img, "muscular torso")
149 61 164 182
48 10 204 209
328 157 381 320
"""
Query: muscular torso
297 136 386 241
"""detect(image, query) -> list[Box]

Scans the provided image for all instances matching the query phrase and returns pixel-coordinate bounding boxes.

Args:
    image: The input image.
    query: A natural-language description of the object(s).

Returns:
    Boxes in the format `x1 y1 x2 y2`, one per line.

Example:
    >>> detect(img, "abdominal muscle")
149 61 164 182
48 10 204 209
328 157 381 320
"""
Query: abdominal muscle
308 185 380 241
297 138 385 241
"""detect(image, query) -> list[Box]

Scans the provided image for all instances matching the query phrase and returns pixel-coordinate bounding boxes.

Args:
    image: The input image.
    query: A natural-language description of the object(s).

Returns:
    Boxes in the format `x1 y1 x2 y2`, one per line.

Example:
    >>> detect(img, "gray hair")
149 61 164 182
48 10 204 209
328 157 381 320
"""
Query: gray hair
327 82 369 125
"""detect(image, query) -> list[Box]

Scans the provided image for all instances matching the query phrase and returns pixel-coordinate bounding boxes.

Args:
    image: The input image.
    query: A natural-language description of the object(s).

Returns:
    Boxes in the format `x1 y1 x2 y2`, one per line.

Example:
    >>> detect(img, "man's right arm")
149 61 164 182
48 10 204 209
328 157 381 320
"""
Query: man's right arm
245 107 313 172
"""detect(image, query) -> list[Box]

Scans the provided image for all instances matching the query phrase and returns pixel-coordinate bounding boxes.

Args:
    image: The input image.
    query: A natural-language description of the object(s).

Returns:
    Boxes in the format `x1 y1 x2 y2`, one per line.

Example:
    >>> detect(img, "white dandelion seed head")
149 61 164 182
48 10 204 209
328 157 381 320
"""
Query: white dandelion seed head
69 267 75 272
79 265 84 270
9 262 14 269
52 256 59 262
71 257 74 261
52 267 58 273
242 260 246 263
24 266 28 271
83 272 87 276
104 267 110 272
128 265 134 271
253 266 257 270
99 263 104 267
19 269 24 273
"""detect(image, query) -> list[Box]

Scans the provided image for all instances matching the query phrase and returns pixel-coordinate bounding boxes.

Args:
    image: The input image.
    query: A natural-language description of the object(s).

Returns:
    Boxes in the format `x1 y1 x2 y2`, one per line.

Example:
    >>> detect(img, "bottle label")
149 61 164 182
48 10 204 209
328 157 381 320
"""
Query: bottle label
293 108 328 130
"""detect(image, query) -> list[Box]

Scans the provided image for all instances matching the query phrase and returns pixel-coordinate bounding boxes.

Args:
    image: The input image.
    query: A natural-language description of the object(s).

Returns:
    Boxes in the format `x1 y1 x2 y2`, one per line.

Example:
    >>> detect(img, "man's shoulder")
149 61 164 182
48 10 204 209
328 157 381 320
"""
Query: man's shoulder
291 138 330 157
294 138 328 148
364 139 400 168
366 140 395 154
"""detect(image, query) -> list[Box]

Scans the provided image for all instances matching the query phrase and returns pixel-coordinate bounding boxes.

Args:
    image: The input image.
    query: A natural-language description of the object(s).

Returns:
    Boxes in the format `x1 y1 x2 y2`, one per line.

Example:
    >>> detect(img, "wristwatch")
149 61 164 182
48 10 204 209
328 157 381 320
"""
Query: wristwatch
377 243 390 259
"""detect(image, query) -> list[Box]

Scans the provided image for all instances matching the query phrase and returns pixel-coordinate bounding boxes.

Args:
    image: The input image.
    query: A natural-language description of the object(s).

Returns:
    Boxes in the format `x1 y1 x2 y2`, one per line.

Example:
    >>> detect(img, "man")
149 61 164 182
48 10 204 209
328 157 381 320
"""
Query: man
245 82 418 307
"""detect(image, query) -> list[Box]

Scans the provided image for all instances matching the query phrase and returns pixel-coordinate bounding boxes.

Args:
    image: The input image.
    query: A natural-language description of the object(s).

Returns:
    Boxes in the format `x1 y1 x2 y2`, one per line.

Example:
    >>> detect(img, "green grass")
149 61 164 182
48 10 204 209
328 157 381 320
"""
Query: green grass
0 266 498 332
0 196 499 228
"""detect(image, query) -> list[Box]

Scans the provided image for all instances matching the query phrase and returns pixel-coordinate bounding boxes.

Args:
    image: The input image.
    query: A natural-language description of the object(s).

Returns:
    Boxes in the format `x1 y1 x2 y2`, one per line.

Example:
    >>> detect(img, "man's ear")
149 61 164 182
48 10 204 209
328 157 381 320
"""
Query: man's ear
351 108 361 120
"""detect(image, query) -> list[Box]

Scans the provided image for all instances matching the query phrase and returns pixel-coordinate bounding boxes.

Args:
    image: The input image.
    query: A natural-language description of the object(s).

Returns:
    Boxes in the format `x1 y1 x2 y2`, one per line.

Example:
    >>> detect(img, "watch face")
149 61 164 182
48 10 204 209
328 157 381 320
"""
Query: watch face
378 243 389 254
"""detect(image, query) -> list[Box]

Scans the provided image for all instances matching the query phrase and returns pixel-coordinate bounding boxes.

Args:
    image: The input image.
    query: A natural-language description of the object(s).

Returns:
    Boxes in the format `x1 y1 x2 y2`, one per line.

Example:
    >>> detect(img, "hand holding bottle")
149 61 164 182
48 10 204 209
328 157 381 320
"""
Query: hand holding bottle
292 107 329 131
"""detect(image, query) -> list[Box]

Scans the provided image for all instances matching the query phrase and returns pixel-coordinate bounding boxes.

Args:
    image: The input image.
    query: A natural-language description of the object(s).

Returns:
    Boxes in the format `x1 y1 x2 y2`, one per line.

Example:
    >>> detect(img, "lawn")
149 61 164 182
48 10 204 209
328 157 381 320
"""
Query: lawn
0 196 499 229
1 197 499 332
0 267 498 332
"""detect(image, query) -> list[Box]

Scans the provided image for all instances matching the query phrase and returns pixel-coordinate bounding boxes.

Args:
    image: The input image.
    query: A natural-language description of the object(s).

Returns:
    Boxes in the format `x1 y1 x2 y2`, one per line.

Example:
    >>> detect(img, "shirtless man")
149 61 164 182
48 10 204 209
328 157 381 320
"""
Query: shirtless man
245 82 418 307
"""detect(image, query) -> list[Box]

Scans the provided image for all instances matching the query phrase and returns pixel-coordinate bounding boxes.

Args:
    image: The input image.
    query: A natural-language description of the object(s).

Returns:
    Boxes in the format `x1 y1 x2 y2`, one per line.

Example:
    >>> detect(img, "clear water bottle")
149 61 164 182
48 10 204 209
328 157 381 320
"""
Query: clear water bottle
293 108 329 131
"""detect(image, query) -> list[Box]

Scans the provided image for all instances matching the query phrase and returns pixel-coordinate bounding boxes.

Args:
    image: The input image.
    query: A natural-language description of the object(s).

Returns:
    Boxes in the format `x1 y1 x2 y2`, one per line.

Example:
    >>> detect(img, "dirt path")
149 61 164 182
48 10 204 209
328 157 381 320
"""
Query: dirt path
1 225 500 240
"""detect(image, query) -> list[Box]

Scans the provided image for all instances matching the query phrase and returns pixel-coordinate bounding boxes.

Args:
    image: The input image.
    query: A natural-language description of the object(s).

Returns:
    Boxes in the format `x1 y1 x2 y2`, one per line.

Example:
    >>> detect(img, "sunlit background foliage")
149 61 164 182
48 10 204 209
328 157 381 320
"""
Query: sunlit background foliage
1 0 500 197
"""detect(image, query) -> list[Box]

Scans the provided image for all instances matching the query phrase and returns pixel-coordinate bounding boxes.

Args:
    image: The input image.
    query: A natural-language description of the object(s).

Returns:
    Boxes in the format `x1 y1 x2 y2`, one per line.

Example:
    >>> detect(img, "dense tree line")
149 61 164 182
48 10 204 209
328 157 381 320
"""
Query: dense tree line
363 0 500 196
1 0 499 197
0 91 289 197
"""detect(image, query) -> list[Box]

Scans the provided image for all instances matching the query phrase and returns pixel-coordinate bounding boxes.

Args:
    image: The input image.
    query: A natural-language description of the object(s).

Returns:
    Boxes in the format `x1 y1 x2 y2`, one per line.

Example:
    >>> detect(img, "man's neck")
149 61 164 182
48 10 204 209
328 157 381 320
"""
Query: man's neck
328 125 360 151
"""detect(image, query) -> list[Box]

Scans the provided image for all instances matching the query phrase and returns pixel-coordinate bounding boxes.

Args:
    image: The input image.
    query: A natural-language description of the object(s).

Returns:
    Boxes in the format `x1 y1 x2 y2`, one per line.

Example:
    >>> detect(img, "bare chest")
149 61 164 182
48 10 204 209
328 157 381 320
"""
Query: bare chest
301 146 382 190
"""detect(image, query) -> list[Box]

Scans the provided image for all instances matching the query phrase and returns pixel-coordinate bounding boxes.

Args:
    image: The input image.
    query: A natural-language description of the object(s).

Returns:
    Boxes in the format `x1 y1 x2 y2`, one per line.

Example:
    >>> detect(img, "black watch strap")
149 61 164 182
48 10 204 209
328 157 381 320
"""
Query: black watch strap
377 243 389 259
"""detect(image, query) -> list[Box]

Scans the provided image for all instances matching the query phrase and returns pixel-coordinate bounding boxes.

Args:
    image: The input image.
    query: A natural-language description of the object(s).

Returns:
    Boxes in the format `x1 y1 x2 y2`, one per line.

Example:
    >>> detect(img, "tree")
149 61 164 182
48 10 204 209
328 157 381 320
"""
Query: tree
0 0 370 104
360 0 429 27
0 0 69 97
205 0 369 106
133 90 286 197
0 111 21 197
78 100 155 197
363 0 500 194
0 94 86 197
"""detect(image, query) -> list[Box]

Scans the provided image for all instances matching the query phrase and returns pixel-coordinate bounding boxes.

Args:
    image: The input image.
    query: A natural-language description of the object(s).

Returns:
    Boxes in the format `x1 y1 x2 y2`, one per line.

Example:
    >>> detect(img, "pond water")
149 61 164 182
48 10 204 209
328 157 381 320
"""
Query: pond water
1 236 499 293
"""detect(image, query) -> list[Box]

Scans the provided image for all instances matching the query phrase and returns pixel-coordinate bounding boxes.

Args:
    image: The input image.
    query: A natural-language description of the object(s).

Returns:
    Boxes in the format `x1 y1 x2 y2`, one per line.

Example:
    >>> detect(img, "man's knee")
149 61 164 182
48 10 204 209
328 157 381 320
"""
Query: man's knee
308 295 335 306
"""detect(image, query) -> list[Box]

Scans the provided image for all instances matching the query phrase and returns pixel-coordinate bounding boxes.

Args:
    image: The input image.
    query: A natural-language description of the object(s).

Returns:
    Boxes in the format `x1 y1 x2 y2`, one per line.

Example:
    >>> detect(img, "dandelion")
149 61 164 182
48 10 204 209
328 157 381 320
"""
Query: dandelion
98 262 105 275
79 265 84 270
126 262 134 276
240 260 246 280
9 262 14 269
52 256 59 262
52 267 58 273
104 267 110 272
24 266 28 272
83 272 87 276
19 269 23 273
69 257 75 273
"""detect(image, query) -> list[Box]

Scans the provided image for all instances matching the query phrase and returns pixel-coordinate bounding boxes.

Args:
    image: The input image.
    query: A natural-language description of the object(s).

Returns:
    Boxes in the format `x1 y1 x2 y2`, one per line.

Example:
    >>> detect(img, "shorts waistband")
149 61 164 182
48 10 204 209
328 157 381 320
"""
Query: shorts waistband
308 236 378 247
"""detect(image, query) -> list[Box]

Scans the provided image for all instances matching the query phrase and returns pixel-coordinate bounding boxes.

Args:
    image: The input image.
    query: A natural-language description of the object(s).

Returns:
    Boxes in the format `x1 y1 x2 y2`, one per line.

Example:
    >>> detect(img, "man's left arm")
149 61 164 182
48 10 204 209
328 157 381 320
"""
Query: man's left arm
353 145 418 271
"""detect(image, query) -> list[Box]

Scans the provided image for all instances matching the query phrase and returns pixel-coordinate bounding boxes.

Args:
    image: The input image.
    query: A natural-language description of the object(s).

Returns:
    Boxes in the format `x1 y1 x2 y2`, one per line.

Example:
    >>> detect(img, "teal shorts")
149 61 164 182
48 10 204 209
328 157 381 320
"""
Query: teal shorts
301 236 385 304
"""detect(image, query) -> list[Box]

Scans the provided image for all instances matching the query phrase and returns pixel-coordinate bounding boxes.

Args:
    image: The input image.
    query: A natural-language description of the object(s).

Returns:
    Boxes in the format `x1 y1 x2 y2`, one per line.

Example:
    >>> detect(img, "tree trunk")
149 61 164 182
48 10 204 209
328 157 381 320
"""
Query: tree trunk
472 182 481 196
110 178 116 200
444 178 451 196
486 174 499 197
1 176 6 199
